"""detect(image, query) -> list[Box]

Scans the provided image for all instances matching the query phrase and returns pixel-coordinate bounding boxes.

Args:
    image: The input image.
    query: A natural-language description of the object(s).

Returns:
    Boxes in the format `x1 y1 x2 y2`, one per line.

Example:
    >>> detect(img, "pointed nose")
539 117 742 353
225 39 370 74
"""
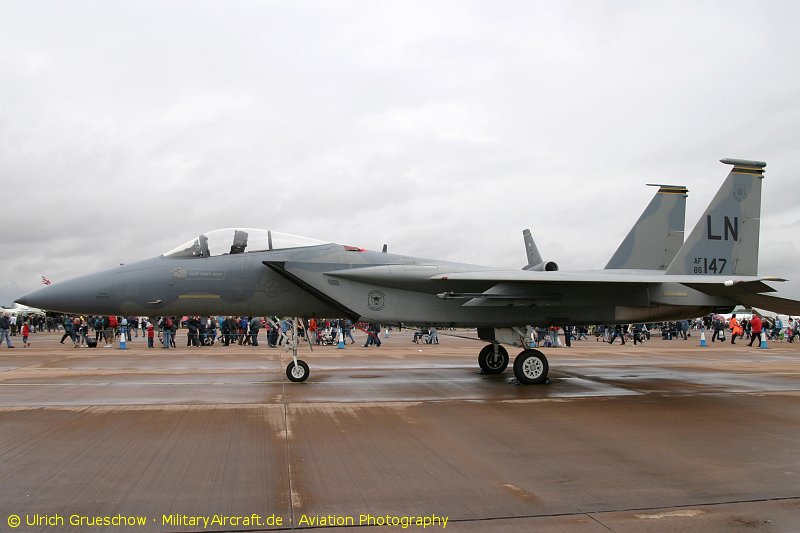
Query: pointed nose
15 270 115 314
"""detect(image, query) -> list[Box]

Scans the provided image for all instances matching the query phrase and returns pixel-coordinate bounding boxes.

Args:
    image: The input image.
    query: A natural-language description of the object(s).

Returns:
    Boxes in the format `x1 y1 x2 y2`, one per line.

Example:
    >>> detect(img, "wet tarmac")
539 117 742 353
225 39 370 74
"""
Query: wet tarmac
1 329 799 532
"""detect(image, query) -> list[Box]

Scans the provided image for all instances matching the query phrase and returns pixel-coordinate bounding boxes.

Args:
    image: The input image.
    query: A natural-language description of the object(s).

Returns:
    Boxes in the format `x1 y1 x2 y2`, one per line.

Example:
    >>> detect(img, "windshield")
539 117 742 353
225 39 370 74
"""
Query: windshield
163 229 329 258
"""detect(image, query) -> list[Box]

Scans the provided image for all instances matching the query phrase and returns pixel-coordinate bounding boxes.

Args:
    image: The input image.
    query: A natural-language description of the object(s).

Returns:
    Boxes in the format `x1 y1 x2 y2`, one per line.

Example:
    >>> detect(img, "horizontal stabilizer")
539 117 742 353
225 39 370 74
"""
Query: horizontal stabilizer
728 293 800 316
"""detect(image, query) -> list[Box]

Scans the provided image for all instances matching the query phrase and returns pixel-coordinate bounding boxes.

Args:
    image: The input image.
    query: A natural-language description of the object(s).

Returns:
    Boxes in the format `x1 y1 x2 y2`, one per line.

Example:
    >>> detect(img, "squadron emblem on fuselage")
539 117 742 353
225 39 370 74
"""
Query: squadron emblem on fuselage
367 290 386 311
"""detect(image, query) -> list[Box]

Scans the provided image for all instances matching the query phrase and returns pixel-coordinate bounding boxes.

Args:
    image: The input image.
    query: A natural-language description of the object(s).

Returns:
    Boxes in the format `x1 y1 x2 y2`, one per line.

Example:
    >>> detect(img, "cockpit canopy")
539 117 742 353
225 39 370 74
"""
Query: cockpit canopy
163 229 329 258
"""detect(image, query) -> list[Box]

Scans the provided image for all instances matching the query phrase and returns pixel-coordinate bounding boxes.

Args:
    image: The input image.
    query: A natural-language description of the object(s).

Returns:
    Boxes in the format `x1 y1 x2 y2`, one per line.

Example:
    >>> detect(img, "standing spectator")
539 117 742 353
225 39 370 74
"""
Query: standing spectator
105 315 118 348
161 316 174 349
748 314 763 347
632 324 644 345
120 316 129 342
60 317 75 345
186 316 199 347
146 322 155 349
278 318 290 346
742 318 751 340
170 317 177 348
363 322 382 347
220 316 231 346
308 318 318 345
711 316 724 342
788 318 799 343
77 318 89 348
250 316 261 346
679 320 689 340
428 326 439 344
609 324 625 345
198 318 208 345
0 313 13 348
729 314 743 344
772 316 784 341
343 319 356 344
239 317 250 345
225 316 237 345
266 320 277 347
207 317 217 345
94 316 105 344
21 321 31 347
548 324 561 346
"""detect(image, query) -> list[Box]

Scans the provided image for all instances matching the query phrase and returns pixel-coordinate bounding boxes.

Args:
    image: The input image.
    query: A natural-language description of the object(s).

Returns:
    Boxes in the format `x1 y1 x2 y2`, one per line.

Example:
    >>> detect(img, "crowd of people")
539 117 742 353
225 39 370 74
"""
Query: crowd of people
0 313 387 350
3 310 798 351
548 314 800 347
703 313 799 345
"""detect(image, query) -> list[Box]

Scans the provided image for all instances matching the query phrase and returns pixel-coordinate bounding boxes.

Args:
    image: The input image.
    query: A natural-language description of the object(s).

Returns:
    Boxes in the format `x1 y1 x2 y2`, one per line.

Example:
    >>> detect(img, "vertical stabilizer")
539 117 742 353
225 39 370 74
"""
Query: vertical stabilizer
665 158 765 276
605 184 687 270
521 229 559 271
522 229 543 267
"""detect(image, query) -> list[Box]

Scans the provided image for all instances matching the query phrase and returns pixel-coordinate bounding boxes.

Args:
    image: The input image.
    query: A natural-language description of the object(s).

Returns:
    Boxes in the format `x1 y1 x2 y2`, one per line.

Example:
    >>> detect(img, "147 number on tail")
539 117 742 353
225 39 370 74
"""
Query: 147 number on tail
693 257 727 274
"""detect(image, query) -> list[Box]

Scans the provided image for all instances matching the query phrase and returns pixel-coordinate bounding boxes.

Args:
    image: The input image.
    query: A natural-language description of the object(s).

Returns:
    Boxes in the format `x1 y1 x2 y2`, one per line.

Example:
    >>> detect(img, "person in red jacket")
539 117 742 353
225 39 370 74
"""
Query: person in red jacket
747 314 763 347
147 322 155 349
21 321 31 347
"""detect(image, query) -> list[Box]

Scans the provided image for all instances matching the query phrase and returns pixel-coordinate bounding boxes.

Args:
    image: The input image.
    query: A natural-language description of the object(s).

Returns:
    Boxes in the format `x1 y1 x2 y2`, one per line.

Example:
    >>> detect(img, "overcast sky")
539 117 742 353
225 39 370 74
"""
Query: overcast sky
2 0 799 307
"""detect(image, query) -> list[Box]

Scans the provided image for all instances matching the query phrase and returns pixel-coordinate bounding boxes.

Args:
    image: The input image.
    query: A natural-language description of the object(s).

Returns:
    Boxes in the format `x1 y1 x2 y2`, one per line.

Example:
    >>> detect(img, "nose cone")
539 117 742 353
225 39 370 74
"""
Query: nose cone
16 270 116 314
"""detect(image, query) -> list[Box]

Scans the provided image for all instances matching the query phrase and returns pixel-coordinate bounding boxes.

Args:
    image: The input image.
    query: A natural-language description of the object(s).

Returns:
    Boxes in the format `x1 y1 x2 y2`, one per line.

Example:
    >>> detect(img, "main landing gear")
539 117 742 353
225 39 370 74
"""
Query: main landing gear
513 349 549 384
478 344 549 384
478 344 509 373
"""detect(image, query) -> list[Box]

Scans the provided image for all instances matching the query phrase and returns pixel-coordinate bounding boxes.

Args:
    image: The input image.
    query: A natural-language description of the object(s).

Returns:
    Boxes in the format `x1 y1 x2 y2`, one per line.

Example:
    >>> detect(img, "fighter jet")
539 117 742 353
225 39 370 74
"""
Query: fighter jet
0 302 46 317
17 158 800 384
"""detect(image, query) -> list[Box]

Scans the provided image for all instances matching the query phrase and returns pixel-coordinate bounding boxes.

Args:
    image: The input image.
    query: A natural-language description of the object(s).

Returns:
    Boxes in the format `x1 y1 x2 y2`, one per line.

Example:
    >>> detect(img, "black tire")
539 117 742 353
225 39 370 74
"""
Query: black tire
513 350 549 384
286 359 310 382
478 344 509 374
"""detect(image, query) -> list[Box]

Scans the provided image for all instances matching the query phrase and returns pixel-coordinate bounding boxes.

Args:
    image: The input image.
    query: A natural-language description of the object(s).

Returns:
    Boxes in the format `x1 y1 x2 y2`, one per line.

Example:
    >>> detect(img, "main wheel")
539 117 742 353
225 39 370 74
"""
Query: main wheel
478 344 509 374
286 359 310 382
513 350 549 384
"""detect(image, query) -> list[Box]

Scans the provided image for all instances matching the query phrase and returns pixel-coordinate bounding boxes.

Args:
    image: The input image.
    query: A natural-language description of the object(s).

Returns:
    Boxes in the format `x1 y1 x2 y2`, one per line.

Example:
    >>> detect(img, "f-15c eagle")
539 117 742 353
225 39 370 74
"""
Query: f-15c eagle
17 158 799 384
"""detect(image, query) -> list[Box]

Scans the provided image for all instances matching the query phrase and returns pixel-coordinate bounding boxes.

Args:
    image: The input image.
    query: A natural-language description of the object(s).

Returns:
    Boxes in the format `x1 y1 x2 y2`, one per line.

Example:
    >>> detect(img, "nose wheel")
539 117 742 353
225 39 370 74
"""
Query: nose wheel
286 359 310 382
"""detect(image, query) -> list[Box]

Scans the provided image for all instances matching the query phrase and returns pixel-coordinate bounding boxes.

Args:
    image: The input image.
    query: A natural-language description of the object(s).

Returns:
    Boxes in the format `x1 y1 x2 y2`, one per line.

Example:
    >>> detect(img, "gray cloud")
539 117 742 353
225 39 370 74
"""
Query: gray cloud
2 0 799 307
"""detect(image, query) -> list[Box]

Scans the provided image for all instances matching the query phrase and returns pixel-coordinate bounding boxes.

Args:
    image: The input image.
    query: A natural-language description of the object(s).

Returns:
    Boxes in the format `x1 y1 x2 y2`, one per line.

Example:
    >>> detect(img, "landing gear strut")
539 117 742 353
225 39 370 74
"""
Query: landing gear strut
478 344 509 374
284 317 310 382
